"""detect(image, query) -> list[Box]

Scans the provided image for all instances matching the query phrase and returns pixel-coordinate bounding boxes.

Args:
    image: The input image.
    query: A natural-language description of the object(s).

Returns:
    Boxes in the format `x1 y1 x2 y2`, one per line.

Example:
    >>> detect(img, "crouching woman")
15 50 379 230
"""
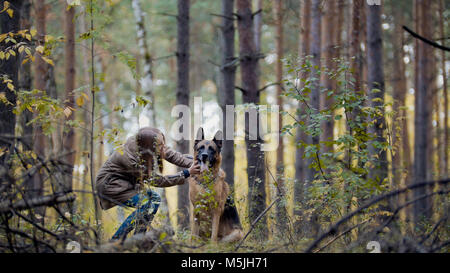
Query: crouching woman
95 127 200 240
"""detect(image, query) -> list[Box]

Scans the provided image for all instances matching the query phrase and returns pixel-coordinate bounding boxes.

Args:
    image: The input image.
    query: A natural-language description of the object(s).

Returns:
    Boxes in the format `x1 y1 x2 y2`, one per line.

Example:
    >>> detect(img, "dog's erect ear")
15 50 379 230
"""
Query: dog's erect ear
213 130 223 151
195 127 205 147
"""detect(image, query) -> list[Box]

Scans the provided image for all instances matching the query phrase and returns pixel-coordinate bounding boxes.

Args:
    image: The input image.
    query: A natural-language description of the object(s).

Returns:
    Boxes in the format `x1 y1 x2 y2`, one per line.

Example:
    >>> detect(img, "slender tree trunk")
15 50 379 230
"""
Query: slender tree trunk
80 4 91 211
272 0 288 236
304 0 321 237
176 0 191 231
18 0 33 153
438 0 448 179
0 0 22 165
320 0 336 154
414 0 433 225
62 3 76 198
294 0 310 235
350 0 362 95
219 0 236 193
236 0 267 239
392 4 410 210
254 0 262 86
366 2 387 184
31 0 47 203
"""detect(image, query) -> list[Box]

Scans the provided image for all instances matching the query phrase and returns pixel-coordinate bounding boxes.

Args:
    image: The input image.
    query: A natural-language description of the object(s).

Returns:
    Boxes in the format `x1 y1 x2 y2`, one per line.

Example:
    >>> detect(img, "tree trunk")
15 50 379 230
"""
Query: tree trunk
62 3 76 198
218 0 236 193
236 0 267 239
294 0 311 235
176 0 191 231
31 0 47 203
0 0 22 165
18 0 33 152
438 0 448 179
366 2 387 184
273 0 288 236
304 0 321 237
254 0 262 86
392 3 411 210
414 0 433 225
350 0 362 96
319 0 336 154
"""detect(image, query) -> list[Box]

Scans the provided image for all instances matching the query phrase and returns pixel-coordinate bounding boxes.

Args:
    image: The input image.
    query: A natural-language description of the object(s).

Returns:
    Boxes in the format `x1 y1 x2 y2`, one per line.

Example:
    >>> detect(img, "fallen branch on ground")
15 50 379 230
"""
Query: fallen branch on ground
0 193 76 214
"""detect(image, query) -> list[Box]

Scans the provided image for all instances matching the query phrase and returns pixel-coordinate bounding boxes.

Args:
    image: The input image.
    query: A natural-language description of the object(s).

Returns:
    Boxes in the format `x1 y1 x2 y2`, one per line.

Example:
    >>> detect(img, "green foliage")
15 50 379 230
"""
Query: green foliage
283 56 393 226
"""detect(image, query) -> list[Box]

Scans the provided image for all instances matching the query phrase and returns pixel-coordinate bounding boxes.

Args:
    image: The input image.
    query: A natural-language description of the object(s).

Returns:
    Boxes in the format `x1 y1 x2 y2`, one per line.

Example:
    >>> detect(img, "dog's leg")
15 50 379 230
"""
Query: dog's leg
211 212 220 242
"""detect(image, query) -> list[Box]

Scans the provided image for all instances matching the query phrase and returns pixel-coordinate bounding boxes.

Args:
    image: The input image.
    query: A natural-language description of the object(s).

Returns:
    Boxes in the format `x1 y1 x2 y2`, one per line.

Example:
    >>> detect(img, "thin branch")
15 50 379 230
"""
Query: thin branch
235 196 281 251
403 25 450 51
210 13 236 21
252 9 262 18
235 86 247 94
257 82 280 93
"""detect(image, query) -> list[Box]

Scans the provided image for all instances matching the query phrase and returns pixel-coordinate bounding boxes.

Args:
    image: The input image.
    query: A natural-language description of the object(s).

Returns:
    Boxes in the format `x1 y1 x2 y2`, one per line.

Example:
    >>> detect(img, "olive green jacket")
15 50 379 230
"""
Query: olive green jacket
95 134 192 210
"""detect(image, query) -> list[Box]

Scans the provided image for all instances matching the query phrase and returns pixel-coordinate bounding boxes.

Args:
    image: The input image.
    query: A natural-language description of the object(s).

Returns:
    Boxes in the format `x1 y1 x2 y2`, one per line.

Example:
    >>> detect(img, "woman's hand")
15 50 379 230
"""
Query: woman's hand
188 160 201 176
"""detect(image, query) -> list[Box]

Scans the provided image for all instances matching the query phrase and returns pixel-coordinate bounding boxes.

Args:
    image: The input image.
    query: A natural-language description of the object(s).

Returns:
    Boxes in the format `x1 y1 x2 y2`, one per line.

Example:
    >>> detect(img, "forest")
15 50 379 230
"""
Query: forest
0 0 448 254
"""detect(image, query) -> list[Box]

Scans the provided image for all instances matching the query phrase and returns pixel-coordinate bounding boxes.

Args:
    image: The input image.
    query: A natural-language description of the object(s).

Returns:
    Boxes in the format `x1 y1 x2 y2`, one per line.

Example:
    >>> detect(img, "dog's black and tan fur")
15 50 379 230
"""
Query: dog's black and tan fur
189 128 243 242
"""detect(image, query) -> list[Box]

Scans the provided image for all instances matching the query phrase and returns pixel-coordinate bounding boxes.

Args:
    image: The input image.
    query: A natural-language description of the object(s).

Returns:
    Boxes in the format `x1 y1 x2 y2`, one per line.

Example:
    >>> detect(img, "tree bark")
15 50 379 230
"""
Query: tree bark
0 0 22 165
236 0 267 239
31 0 47 203
294 0 311 235
304 0 321 237
176 0 191 231
320 0 336 154
273 0 288 236
414 0 433 225
18 0 33 152
438 0 448 179
61 3 76 198
366 2 387 184
350 0 363 95
392 3 411 211
218 0 236 192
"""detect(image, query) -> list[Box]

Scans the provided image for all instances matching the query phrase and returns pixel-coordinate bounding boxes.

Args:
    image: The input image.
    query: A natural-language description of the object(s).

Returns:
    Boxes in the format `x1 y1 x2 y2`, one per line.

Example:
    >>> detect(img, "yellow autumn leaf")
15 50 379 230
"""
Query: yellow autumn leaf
76 95 85 106
2 1 9 11
9 49 15 56
0 33 7 43
0 51 4 60
42 56 54 66
30 28 37 37
6 8 13 18
25 34 31 41
22 57 29 65
18 45 24 54
81 92 90 100
7 82 14 91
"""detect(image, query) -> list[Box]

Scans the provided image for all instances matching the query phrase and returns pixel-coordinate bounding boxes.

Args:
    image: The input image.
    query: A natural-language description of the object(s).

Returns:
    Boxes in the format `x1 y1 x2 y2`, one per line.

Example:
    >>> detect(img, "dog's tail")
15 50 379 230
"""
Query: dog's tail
221 195 242 228
220 195 244 242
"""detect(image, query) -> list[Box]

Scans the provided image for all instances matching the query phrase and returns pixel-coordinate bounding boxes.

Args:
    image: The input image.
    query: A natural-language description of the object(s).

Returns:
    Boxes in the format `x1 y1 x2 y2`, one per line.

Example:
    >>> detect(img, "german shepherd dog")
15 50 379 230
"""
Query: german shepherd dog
189 128 244 242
